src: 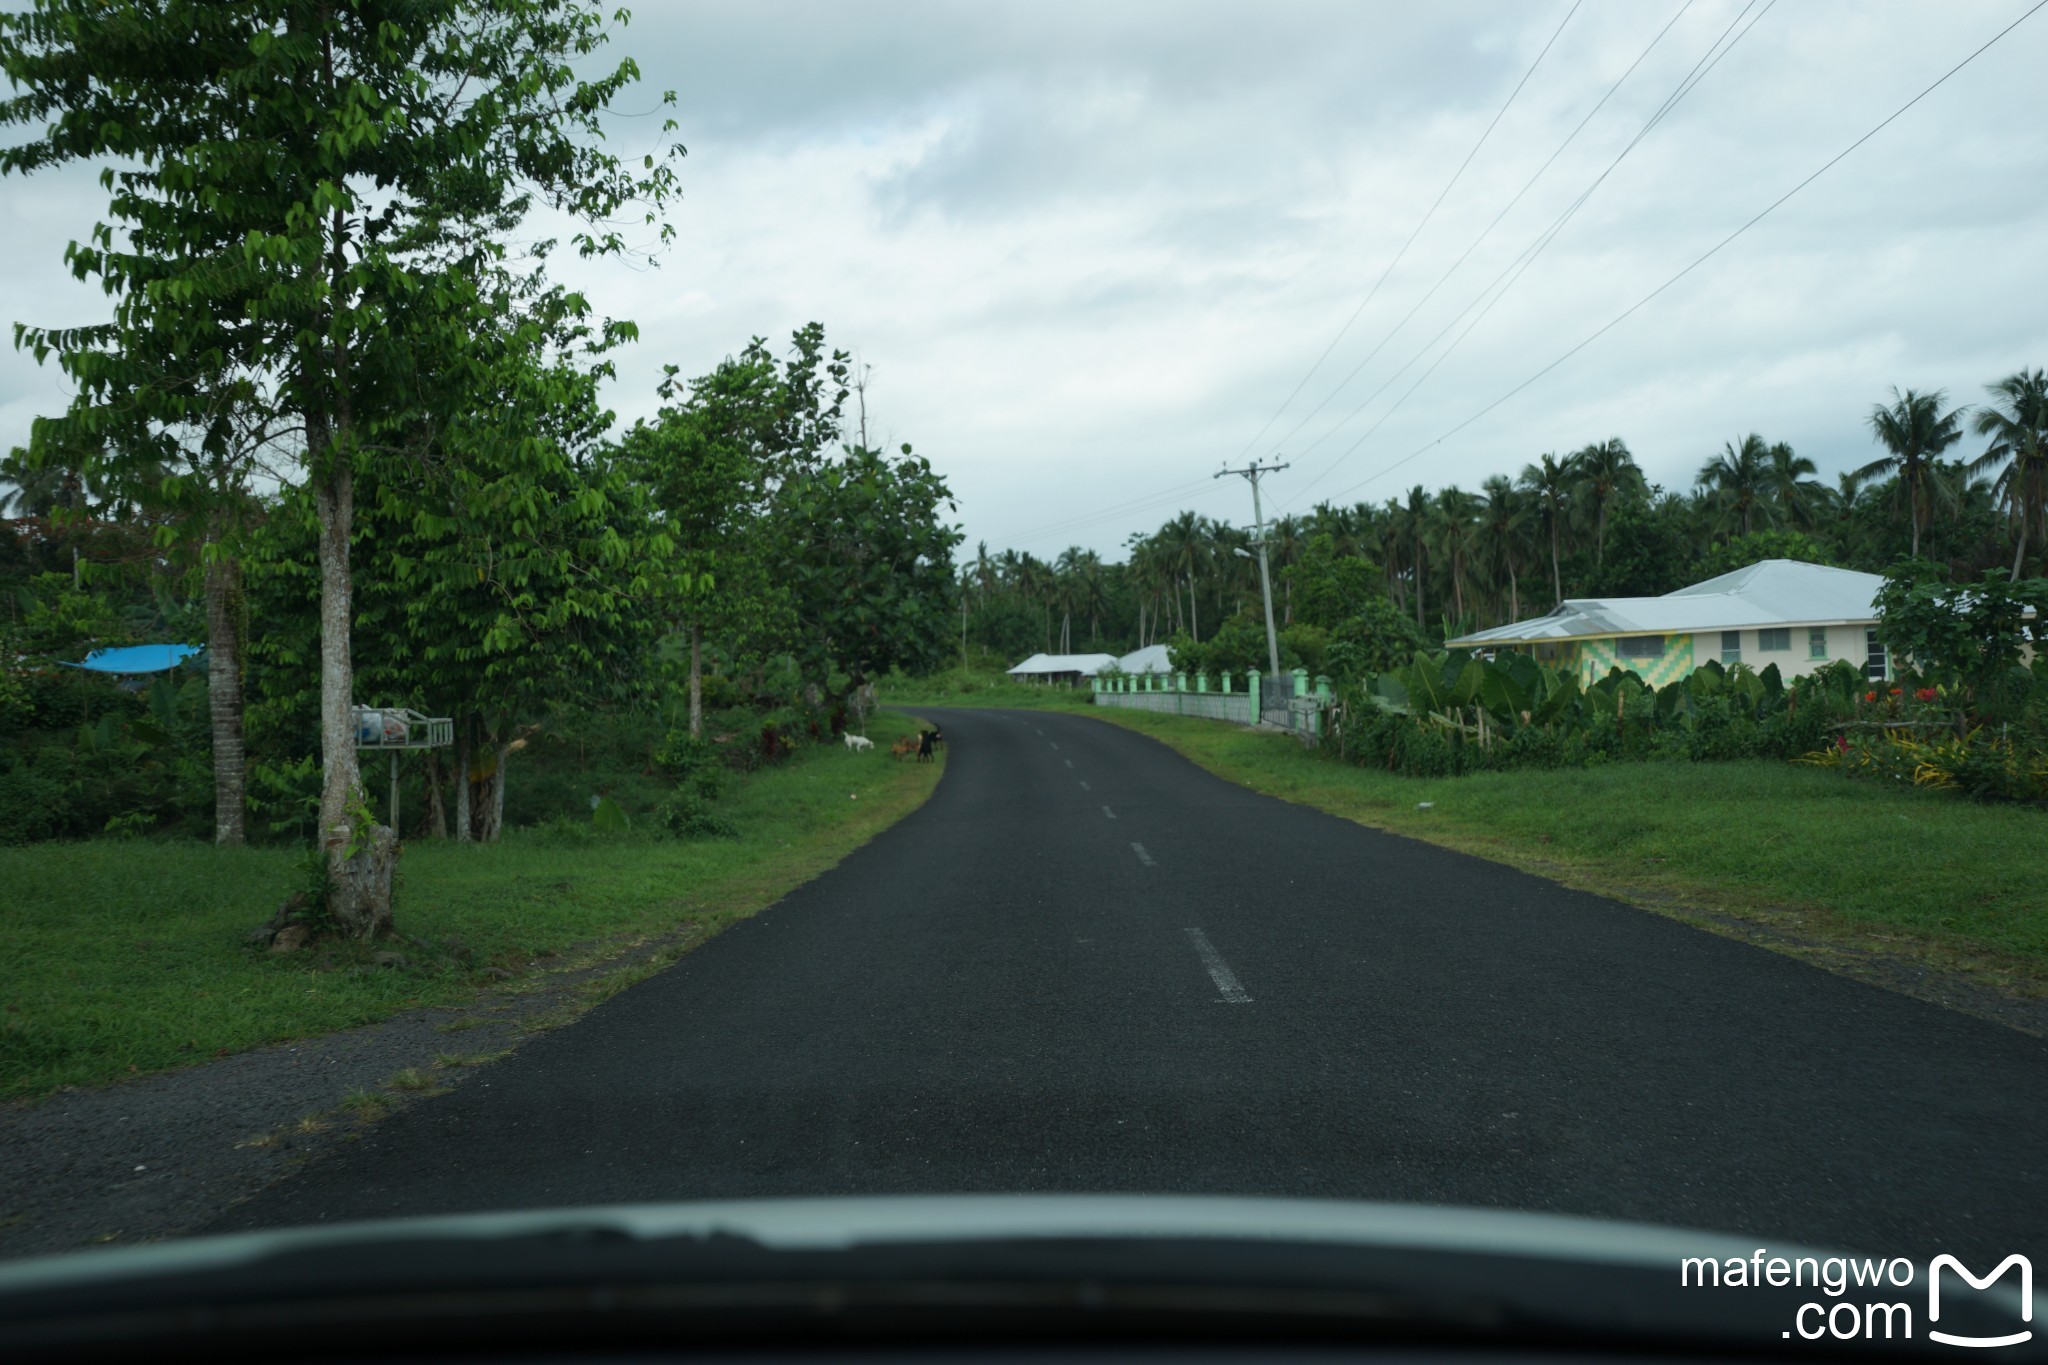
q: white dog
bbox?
[843,733,874,752]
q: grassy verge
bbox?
[1,711,942,1100]
[1080,705,2048,1003]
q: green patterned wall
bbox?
[1558,634,1696,687]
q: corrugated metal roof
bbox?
[1007,652,1121,676]
[1447,560,1884,647]
[1116,644,1173,674]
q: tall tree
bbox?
[1477,474,1529,623]
[1571,438,1642,567]
[1517,452,1574,609]
[2,0,682,934]
[1971,369,2048,580]
[1763,441,1826,531]
[1857,387,1964,559]
[1696,435,1774,538]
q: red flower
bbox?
[1915,687,1937,703]
[1889,688,1901,697]
[1836,736,1850,753]
[1863,690,1877,703]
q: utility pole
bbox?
[1215,458,1288,685]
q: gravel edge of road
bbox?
[0,920,723,1262]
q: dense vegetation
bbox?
[961,378,2048,672]
[0,3,962,904]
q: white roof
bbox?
[1448,560,1884,647]
[1116,644,1173,674]
[1006,652,1120,676]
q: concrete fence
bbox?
[1091,668,1330,743]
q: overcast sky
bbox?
[4,1,2046,561]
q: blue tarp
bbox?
[63,644,203,674]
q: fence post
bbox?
[1197,671,1209,694]
[1247,669,1260,724]
[1313,675,1331,741]
[1220,670,1232,695]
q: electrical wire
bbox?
[1320,0,2048,507]
[1262,0,1697,494]
[1221,0,1582,470]
[1278,0,1775,513]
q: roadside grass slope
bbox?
[1,712,942,1100]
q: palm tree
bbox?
[1517,452,1575,609]
[1857,387,1965,558]
[1478,474,1529,623]
[1429,486,1482,627]
[1696,434,1773,538]
[1159,510,1210,643]
[1971,369,2048,579]
[1763,442,1826,531]
[1400,485,1432,627]
[1572,438,1642,566]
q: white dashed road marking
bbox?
[1064,759,1074,769]
[1102,806,1117,820]
[1184,928,1252,1005]
[1078,781,1090,791]
[1131,842,1155,867]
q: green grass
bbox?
[0,711,942,1100]
[1082,705,2048,986]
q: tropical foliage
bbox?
[961,369,2048,674]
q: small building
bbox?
[1446,560,1890,685]
[1006,651,1120,686]
[1114,644,1173,675]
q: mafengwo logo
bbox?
[1680,1250,2032,1348]
[1930,1255,2032,1350]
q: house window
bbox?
[1616,635,1664,659]
[1865,628,1888,682]
[1758,627,1791,652]
[1809,628,1828,660]
[1721,630,1741,664]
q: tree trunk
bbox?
[483,741,511,842]
[688,621,704,739]
[453,718,473,844]
[311,441,390,937]
[423,749,448,839]
[1549,523,1562,608]
[1188,574,1199,644]
[1508,560,1520,622]
[203,552,246,846]
[329,825,398,941]
[2011,501,2028,582]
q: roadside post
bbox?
[351,705,455,833]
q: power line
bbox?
[1321,0,2048,507]
[1280,0,1775,512]
[983,476,1225,552]
[1223,0,1582,469]
[1261,0,1696,487]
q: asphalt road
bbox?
[211,707,2048,1262]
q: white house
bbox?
[1445,560,1890,686]
[1114,643,1173,675]
[1006,652,1120,686]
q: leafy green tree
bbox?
[1582,492,1697,598]
[1699,529,1836,579]
[1858,386,1965,559]
[1875,561,2048,708]
[775,444,962,705]
[1,0,681,933]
